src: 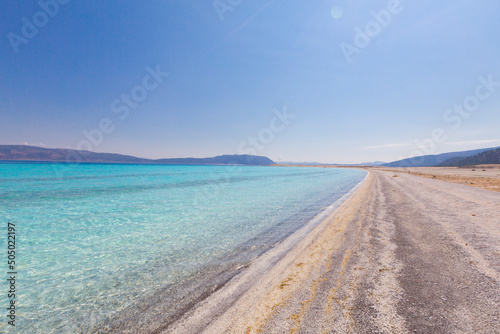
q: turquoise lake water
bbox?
[0,163,366,333]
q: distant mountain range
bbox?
[0,145,275,166]
[278,161,386,166]
[358,161,387,166]
[2,144,498,168]
[278,161,325,166]
[382,146,500,167]
[438,148,500,167]
[155,155,274,166]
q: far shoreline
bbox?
[273,164,500,192]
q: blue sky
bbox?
[1,0,499,163]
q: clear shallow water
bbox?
[0,163,366,333]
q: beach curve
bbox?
[164,170,500,333]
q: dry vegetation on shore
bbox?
[370,165,500,192]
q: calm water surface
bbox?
[0,163,366,333]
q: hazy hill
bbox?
[278,161,386,166]
[438,148,500,167]
[278,161,325,166]
[383,147,499,167]
[358,161,386,166]
[155,154,274,166]
[0,145,149,163]
[0,145,274,166]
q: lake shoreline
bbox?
[164,172,371,333]
[166,169,500,333]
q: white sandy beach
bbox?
[165,170,500,333]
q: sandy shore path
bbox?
[165,170,500,333]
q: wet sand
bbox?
[165,170,500,333]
